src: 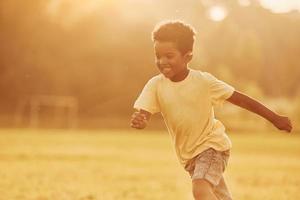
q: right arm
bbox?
[130,109,152,129]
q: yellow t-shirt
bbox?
[134,69,235,167]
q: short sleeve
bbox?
[204,72,235,107]
[133,77,160,114]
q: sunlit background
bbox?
[1,0,299,130]
[1,1,300,199]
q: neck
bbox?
[170,68,190,82]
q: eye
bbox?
[166,54,174,59]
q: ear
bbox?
[184,51,193,63]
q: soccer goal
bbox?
[15,95,78,129]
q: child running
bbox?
[130,20,292,200]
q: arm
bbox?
[130,109,152,129]
[226,91,293,133]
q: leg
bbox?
[214,176,232,200]
[192,179,218,200]
[185,149,232,200]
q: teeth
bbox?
[162,68,172,73]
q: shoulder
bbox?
[149,74,163,81]
[189,69,214,82]
[144,74,163,88]
[147,74,163,84]
[189,69,228,88]
[192,69,220,83]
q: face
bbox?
[154,41,191,81]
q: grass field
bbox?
[0,129,299,200]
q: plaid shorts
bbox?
[184,148,232,200]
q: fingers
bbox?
[132,112,147,121]
[272,115,293,133]
[282,125,292,133]
[131,120,146,129]
[280,117,293,133]
[131,112,147,125]
[287,122,292,133]
[131,123,145,129]
[130,112,147,129]
[285,123,293,133]
[284,117,292,133]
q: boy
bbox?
[130,20,292,200]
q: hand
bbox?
[130,111,148,129]
[271,115,293,133]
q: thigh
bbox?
[192,179,218,200]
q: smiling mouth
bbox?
[161,68,172,74]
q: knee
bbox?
[192,179,215,200]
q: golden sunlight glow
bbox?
[259,0,300,13]
[238,0,251,7]
[208,6,227,22]
[46,0,107,27]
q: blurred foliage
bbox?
[0,0,299,128]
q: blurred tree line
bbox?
[0,0,299,128]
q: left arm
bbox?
[226,91,293,133]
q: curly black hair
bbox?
[152,20,196,54]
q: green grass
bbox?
[0,129,299,200]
